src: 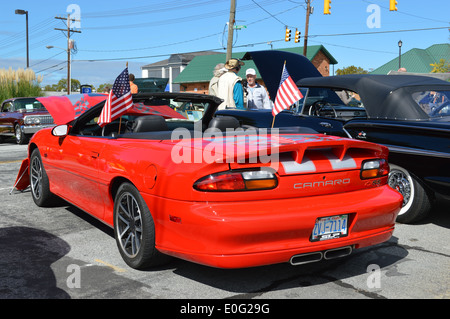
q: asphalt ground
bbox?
[0,140,449,306]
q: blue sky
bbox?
[0,0,448,87]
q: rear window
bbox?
[413,90,450,117]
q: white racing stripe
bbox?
[281,150,357,174]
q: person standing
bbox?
[208,63,227,96]
[245,68,272,109]
[216,58,245,110]
[129,73,138,94]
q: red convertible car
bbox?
[16,92,402,269]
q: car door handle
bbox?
[91,151,100,158]
[319,122,332,128]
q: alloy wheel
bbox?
[30,155,43,200]
[116,192,143,258]
[388,169,412,208]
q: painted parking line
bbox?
[95,259,127,273]
[0,160,23,164]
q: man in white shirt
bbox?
[245,68,272,109]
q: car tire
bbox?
[114,182,169,269]
[388,164,432,224]
[15,124,28,145]
[30,148,54,207]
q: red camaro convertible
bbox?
[16,92,402,269]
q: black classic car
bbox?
[0,97,54,144]
[216,50,450,223]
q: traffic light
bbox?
[324,0,331,14]
[389,0,398,11]
[294,30,301,43]
[285,28,291,42]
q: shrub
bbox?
[0,67,43,102]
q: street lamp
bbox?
[15,9,29,68]
[46,45,71,95]
[398,40,403,70]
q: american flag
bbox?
[272,64,303,116]
[97,68,133,127]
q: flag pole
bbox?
[118,61,129,135]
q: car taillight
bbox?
[360,159,389,179]
[194,169,278,192]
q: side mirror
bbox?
[52,124,69,137]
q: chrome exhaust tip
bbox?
[323,246,353,260]
[290,246,353,266]
[289,252,323,265]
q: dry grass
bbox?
[0,67,43,102]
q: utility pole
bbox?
[226,0,236,61]
[303,0,311,57]
[55,14,81,95]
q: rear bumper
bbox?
[144,185,402,268]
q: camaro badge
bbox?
[294,178,351,189]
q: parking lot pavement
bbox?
[0,142,449,301]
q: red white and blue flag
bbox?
[97,68,133,127]
[273,64,303,116]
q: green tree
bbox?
[336,65,369,75]
[97,83,113,93]
[55,78,81,92]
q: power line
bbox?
[81,0,280,19]
[79,32,222,53]
[361,0,449,24]
[72,25,448,62]
[308,26,449,38]
[77,4,303,53]
[80,0,283,30]
[35,61,66,73]
[30,51,65,68]
[0,18,58,48]
[0,33,65,57]
[251,0,289,28]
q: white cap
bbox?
[246,68,256,76]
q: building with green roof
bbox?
[172,45,337,94]
[371,43,450,75]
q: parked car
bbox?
[300,74,450,224]
[216,50,450,223]
[0,97,54,144]
[14,92,402,269]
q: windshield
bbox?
[413,90,450,117]
[297,87,365,116]
[301,87,344,107]
[15,98,44,111]
[73,96,214,137]
[170,100,210,121]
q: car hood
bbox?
[37,94,108,125]
[242,50,322,101]
[37,93,201,125]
